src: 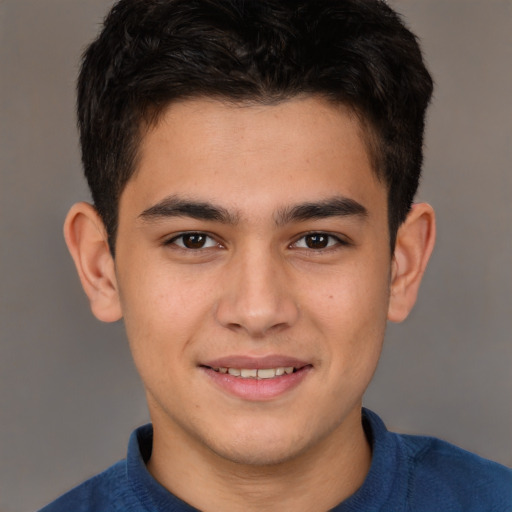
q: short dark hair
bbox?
[78,0,433,253]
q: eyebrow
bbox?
[275,196,368,225]
[138,195,367,226]
[139,195,239,224]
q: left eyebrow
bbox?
[275,196,368,226]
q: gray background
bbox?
[1,1,511,511]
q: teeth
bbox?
[214,367,297,379]
[257,368,277,379]
[240,369,258,378]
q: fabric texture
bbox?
[39,409,512,512]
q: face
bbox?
[114,97,392,466]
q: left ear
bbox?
[387,202,436,323]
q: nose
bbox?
[215,246,300,338]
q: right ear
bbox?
[63,202,122,322]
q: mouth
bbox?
[200,358,312,400]
[208,366,301,379]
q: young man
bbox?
[40,0,512,510]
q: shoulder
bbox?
[38,424,155,511]
[397,433,512,511]
[38,460,136,512]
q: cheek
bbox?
[117,264,217,367]
[308,256,390,323]
[305,258,390,371]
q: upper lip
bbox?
[202,355,311,369]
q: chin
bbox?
[203,424,319,467]
[213,441,305,467]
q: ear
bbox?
[63,202,122,323]
[387,203,436,323]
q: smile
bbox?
[202,362,312,400]
[211,367,296,379]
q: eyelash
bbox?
[164,231,349,252]
[291,232,348,251]
[165,232,221,250]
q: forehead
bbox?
[142,96,372,164]
[122,96,386,220]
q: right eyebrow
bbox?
[138,195,239,224]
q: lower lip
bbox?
[202,366,312,401]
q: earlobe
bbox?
[387,203,436,323]
[63,202,122,323]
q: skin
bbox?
[65,96,435,511]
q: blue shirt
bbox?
[39,409,512,511]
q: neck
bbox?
[147,406,372,512]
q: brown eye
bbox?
[304,234,329,249]
[182,233,207,249]
[292,233,344,251]
[169,232,218,249]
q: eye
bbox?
[167,232,219,250]
[292,233,344,250]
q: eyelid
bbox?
[164,231,222,249]
[290,232,350,250]
[162,230,350,251]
